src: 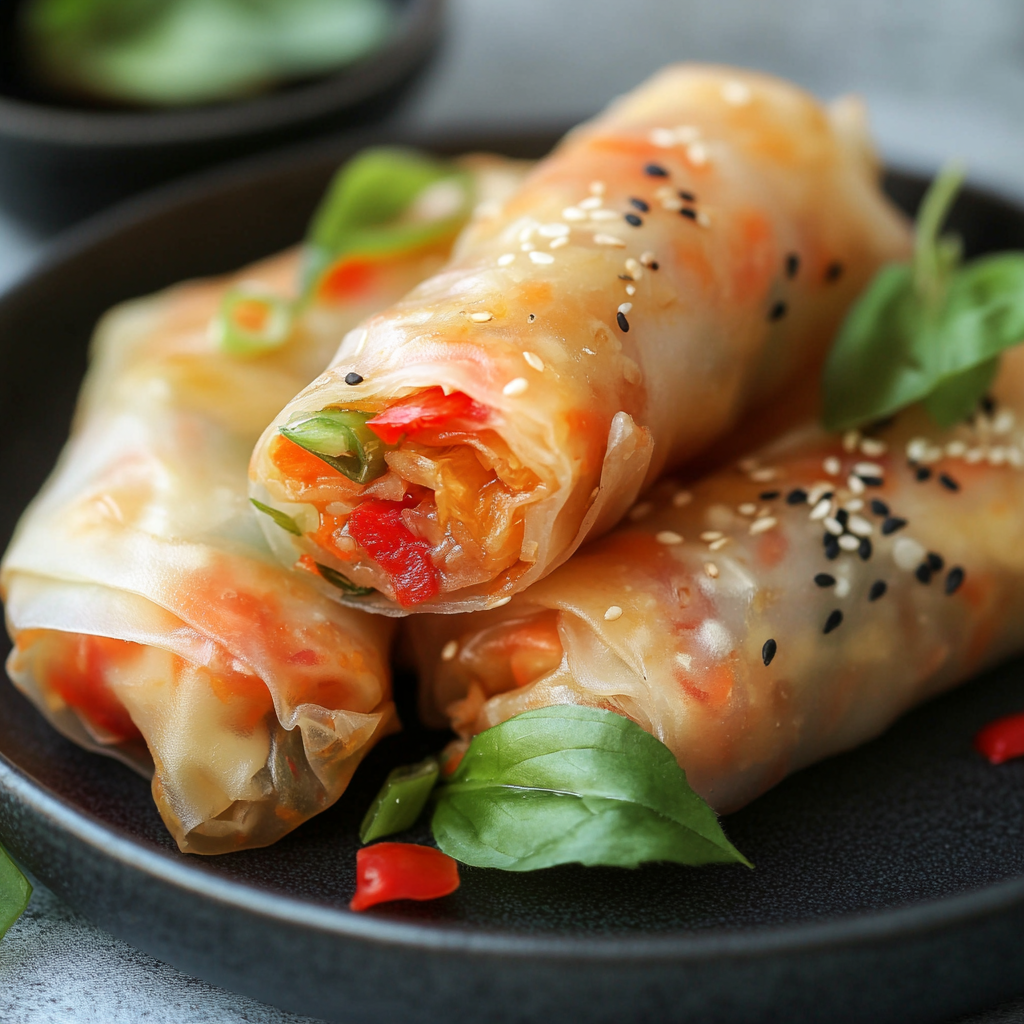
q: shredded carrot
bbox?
[270,434,342,486]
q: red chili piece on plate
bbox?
[365,387,488,445]
[347,497,440,606]
[350,843,460,912]
[975,711,1024,765]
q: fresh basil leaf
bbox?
[250,498,302,536]
[315,562,374,597]
[431,706,751,872]
[302,149,473,295]
[360,757,440,843]
[922,357,1000,427]
[0,843,32,940]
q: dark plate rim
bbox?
[0,0,442,146]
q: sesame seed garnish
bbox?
[815,573,835,587]
[860,438,887,456]
[853,462,883,477]
[723,80,752,105]
[749,517,777,535]
[823,456,841,476]
[344,372,363,385]
[604,605,623,621]
[915,563,932,584]
[946,441,967,457]
[589,209,619,221]
[825,261,844,282]
[939,473,959,492]
[522,352,545,373]
[630,198,649,212]
[625,213,643,227]
[823,609,843,634]
[945,567,965,594]
[625,283,636,295]
[616,311,630,332]
[550,237,568,249]
[769,301,788,321]
[701,530,724,543]
[807,484,834,504]
[870,499,889,516]
[786,488,808,505]
[893,537,925,571]
[497,253,516,266]
[618,302,633,315]
[760,490,780,500]
[562,207,586,221]
[539,222,569,238]
[645,163,669,177]
[835,509,849,527]
[628,502,651,521]
[441,640,459,661]
[859,475,884,488]
[738,502,757,516]
[521,242,535,251]
[838,534,860,552]
[680,208,697,221]
[786,253,800,278]
[823,516,844,536]
[595,234,627,247]
[881,516,907,535]
[686,142,708,166]
[579,196,602,210]
[847,474,866,495]
[843,430,861,452]
[705,562,719,578]
[858,537,872,560]
[927,552,944,572]
[529,251,554,265]
[869,580,887,601]
[590,181,606,195]
[673,489,693,507]
[657,530,684,545]
[738,457,759,472]
[848,515,873,537]
[640,251,658,268]
[845,498,864,513]
[750,467,777,482]
[810,498,832,520]
[624,258,644,279]
[824,535,840,560]
[761,638,777,666]
[503,377,529,397]
[469,311,493,322]
[915,466,932,482]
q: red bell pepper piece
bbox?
[365,387,488,446]
[347,497,440,606]
[350,843,460,912]
[975,711,1024,765]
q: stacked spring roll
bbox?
[250,64,911,613]
[1,152,528,853]
[411,348,1024,812]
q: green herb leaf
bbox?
[823,165,1024,432]
[360,757,440,843]
[315,562,374,597]
[212,288,294,357]
[0,843,32,940]
[279,408,390,485]
[431,706,751,872]
[302,149,473,295]
[250,498,302,536]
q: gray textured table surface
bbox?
[5,1,1024,1021]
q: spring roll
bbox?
[250,64,910,614]
[2,153,528,853]
[411,350,1024,813]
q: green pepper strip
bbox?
[279,409,391,485]
[360,757,440,843]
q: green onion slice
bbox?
[212,288,294,357]
[279,408,390,485]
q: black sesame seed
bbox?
[981,395,996,415]
[868,580,887,601]
[678,190,696,202]
[939,473,960,492]
[762,638,777,666]
[785,253,800,278]
[616,311,630,332]
[644,163,669,177]
[618,273,634,281]
[528,313,536,322]
[824,609,843,634]
[630,197,650,212]
[945,566,965,595]
[927,552,944,572]
[814,573,836,587]
[835,508,849,527]
[759,490,781,501]
[824,534,840,560]
[858,537,872,561]
[680,207,697,221]
[769,301,788,322]
[625,213,643,227]
[786,488,808,505]
[825,261,844,282]
[344,371,364,386]
[859,475,884,487]
[915,466,932,482]
[881,516,907,535]
[648,261,660,271]
[915,563,933,584]
[870,499,889,516]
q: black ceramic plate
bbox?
[2,136,1024,1024]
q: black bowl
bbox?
[0,0,443,233]
[4,138,1024,1024]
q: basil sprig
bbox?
[823,165,1024,431]
[360,756,440,843]
[279,408,390,485]
[302,148,473,296]
[0,843,32,940]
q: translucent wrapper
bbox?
[412,351,1024,813]
[251,63,911,614]
[1,152,528,854]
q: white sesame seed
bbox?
[823,517,844,536]
[965,447,985,464]
[738,457,759,473]
[906,438,928,461]
[589,209,619,221]
[604,605,623,621]
[468,311,493,322]
[523,351,544,372]
[497,253,516,266]
[704,562,719,578]
[441,640,459,661]
[640,251,657,267]
[521,242,535,251]
[675,125,701,143]
[994,409,1016,433]
[923,445,944,464]
[1009,447,1024,468]
[848,515,873,537]
[807,483,834,505]
[625,284,636,295]
[673,490,693,507]
[538,222,569,237]
[738,502,757,516]
[655,186,675,199]
[625,258,644,279]
[823,456,841,476]
[697,211,711,228]
[749,517,777,535]
[629,502,652,521]
[579,196,602,210]
[549,236,568,249]
[661,198,684,212]
[989,446,1007,466]
[750,467,777,482]
[656,530,684,545]
[756,506,772,518]
[700,531,723,542]
[722,80,752,105]
[590,181,606,195]
[650,128,677,148]
[709,537,730,551]
[618,302,633,314]
[503,377,529,396]
[838,534,861,551]
[810,498,832,521]
[842,430,861,453]
[687,142,708,165]
[893,537,926,571]
[835,576,851,597]
[946,441,967,457]
[844,498,864,513]
[847,474,866,495]
[518,226,535,243]
[860,438,888,456]
[854,462,883,477]
[529,251,554,265]
[594,234,626,247]
[562,207,586,221]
